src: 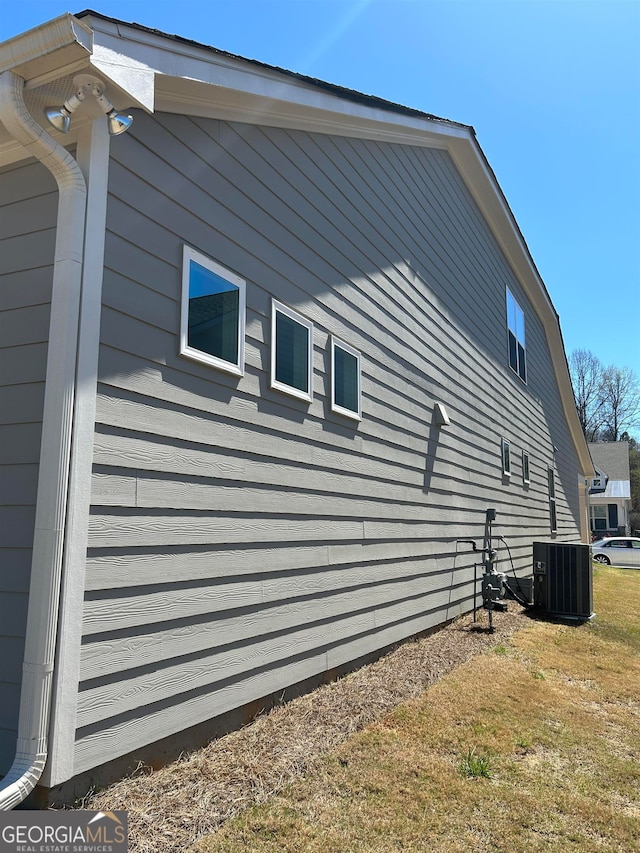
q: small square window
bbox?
[180,246,245,376]
[271,300,313,402]
[502,438,511,477]
[522,451,530,484]
[331,336,361,420]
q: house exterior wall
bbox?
[0,159,57,774]
[73,111,583,774]
[589,497,630,535]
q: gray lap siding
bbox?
[0,160,57,774]
[76,112,580,772]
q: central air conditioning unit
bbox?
[532,542,593,620]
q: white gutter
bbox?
[0,70,87,809]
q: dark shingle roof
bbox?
[588,442,631,481]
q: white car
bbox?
[591,536,640,568]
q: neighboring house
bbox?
[588,442,632,536]
[0,11,594,806]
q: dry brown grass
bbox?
[86,566,640,853]
[86,605,527,852]
[200,566,640,853]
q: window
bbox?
[180,246,245,376]
[271,300,313,402]
[522,450,530,484]
[506,288,526,382]
[501,438,511,477]
[590,505,607,531]
[548,467,557,532]
[331,336,361,420]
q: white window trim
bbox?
[522,450,530,484]
[502,438,511,477]
[331,336,362,421]
[180,245,246,376]
[270,299,313,403]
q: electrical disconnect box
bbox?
[532,541,593,620]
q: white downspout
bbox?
[0,70,87,809]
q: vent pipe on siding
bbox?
[0,70,87,809]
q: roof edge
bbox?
[75,8,470,133]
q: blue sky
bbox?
[2,0,639,375]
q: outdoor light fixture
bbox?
[45,75,133,136]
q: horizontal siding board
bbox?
[0,383,46,425]
[0,159,55,775]
[94,473,436,521]
[0,343,48,386]
[0,304,51,348]
[0,465,39,505]
[0,550,31,593]
[283,127,492,345]
[78,576,471,727]
[73,652,328,775]
[0,160,56,204]
[0,424,43,465]
[0,593,29,637]
[84,544,331,590]
[82,556,451,639]
[87,513,365,549]
[0,230,57,275]
[325,596,471,670]
[0,267,53,311]
[0,683,20,730]
[91,431,424,504]
[0,192,58,241]
[83,539,444,591]
[94,351,544,486]
[0,507,37,549]
[80,564,453,679]
[78,611,375,726]
[0,637,26,683]
[93,387,425,481]
[73,580,472,774]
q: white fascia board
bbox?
[155,76,453,149]
[87,16,463,146]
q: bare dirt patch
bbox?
[86,606,528,853]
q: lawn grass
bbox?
[192,566,640,852]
